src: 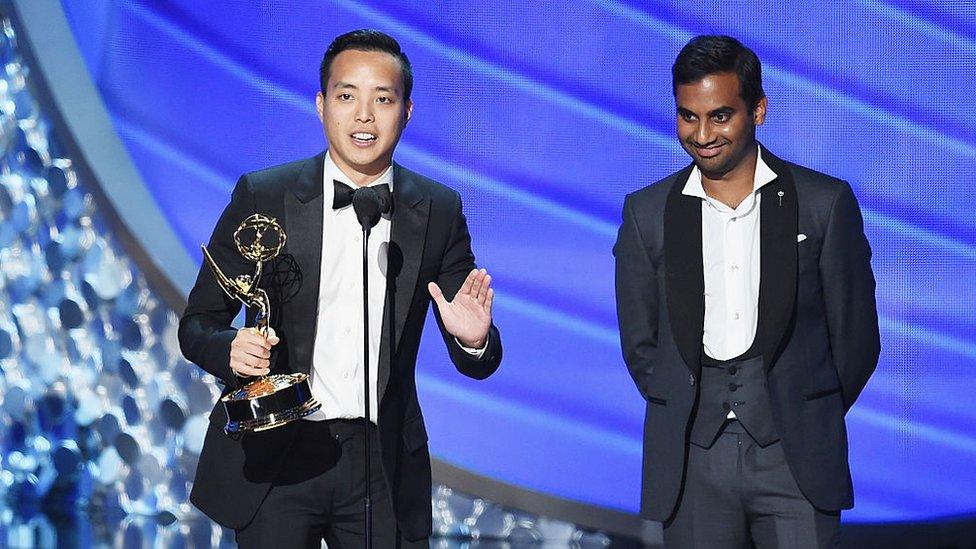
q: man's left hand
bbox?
[428,268,493,349]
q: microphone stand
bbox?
[361,221,373,549]
[352,187,383,549]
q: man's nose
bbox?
[695,121,713,144]
[356,102,374,123]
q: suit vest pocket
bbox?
[804,386,841,401]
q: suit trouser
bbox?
[235,419,429,549]
[663,420,840,549]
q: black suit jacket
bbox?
[614,146,879,521]
[178,151,502,540]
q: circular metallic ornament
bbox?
[220,372,320,434]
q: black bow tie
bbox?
[332,180,393,214]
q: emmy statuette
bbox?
[200,214,321,434]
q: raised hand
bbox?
[428,268,494,349]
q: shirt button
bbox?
[733,312,740,320]
[730,265,739,271]
[343,371,350,379]
[345,327,352,334]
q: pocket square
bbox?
[797,234,807,242]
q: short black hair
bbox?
[672,35,764,110]
[319,29,413,100]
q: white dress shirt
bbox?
[306,153,485,423]
[306,152,393,423]
[682,147,777,417]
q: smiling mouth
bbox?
[694,143,724,158]
[351,132,376,144]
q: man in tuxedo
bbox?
[614,35,879,548]
[179,29,502,548]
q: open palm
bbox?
[428,268,494,349]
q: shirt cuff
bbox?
[456,334,489,358]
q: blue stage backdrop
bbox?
[59,0,976,522]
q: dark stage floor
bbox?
[1,500,975,548]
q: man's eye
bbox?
[377,96,392,104]
[680,113,695,121]
[338,93,353,101]
[714,113,730,122]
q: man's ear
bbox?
[753,95,768,126]
[315,92,326,124]
[404,98,413,125]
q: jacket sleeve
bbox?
[432,193,502,380]
[614,194,659,400]
[178,176,256,388]
[819,182,880,411]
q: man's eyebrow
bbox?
[707,106,735,116]
[331,82,400,95]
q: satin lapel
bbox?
[663,165,704,376]
[282,152,325,375]
[756,147,798,370]
[377,164,429,403]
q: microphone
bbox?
[352,187,383,231]
[349,183,390,547]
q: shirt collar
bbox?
[324,150,395,193]
[681,144,777,201]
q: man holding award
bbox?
[179,29,502,548]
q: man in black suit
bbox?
[179,29,502,548]
[614,35,879,548]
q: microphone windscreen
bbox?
[352,186,382,229]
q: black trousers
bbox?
[235,419,428,549]
[664,421,840,549]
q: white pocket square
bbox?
[797,234,807,242]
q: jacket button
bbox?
[722,401,731,411]
[728,365,738,375]
[729,383,739,392]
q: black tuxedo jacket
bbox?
[614,146,879,521]
[178,151,502,540]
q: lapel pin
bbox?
[777,190,784,206]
